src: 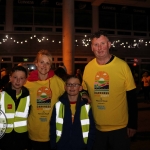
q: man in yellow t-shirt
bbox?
[82,31,137,150]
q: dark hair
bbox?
[66,74,82,84]
[11,66,28,78]
[55,67,68,81]
[91,30,108,40]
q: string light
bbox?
[0,34,149,49]
[0,35,53,45]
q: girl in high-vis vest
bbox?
[50,75,95,150]
[0,66,30,150]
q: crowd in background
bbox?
[1,65,150,101]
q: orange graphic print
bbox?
[94,71,109,97]
[37,86,52,109]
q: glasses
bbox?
[66,83,81,87]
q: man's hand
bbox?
[127,128,137,137]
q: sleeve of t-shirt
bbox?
[125,64,136,91]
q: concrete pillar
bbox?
[92,5,99,33]
[5,0,13,31]
[62,0,74,75]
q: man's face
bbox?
[91,35,111,59]
[35,54,51,75]
[10,71,27,90]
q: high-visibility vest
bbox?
[55,101,90,144]
[0,91,30,133]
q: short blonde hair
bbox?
[34,49,53,64]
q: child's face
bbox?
[10,70,27,91]
[35,54,51,75]
[65,78,82,96]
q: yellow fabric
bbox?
[70,103,76,123]
[25,75,65,142]
[16,90,22,99]
[70,103,76,116]
[82,56,136,132]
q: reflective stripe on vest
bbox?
[80,104,90,144]
[55,101,64,142]
[55,101,90,144]
[15,96,30,118]
[0,91,30,133]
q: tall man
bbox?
[82,31,138,150]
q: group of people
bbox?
[0,30,138,150]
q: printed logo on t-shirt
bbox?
[94,71,109,97]
[36,86,52,110]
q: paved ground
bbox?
[130,96,150,150]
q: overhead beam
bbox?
[91,0,105,6]
[75,0,150,8]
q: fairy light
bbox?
[0,34,149,49]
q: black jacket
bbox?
[0,82,30,150]
[50,92,96,150]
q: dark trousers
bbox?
[0,131,28,150]
[92,127,130,150]
[28,139,51,150]
[143,86,150,102]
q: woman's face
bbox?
[35,54,51,75]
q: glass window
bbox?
[148,15,150,31]
[13,6,33,25]
[75,9,92,27]
[0,6,5,24]
[34,7,54,25]
[1,57,12,62]
[133,14,147,31]
[14,27,32,31]
[13,57,35,62]
[55,8,62,26]
[99,11,115,29]
[141,64,150,75]
[116,13,132,30]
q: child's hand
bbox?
[81,94,91,104]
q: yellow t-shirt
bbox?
[24,75,65,142]
[16,90,22,99]
[70,102,76,123]
[82,56,136,131]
